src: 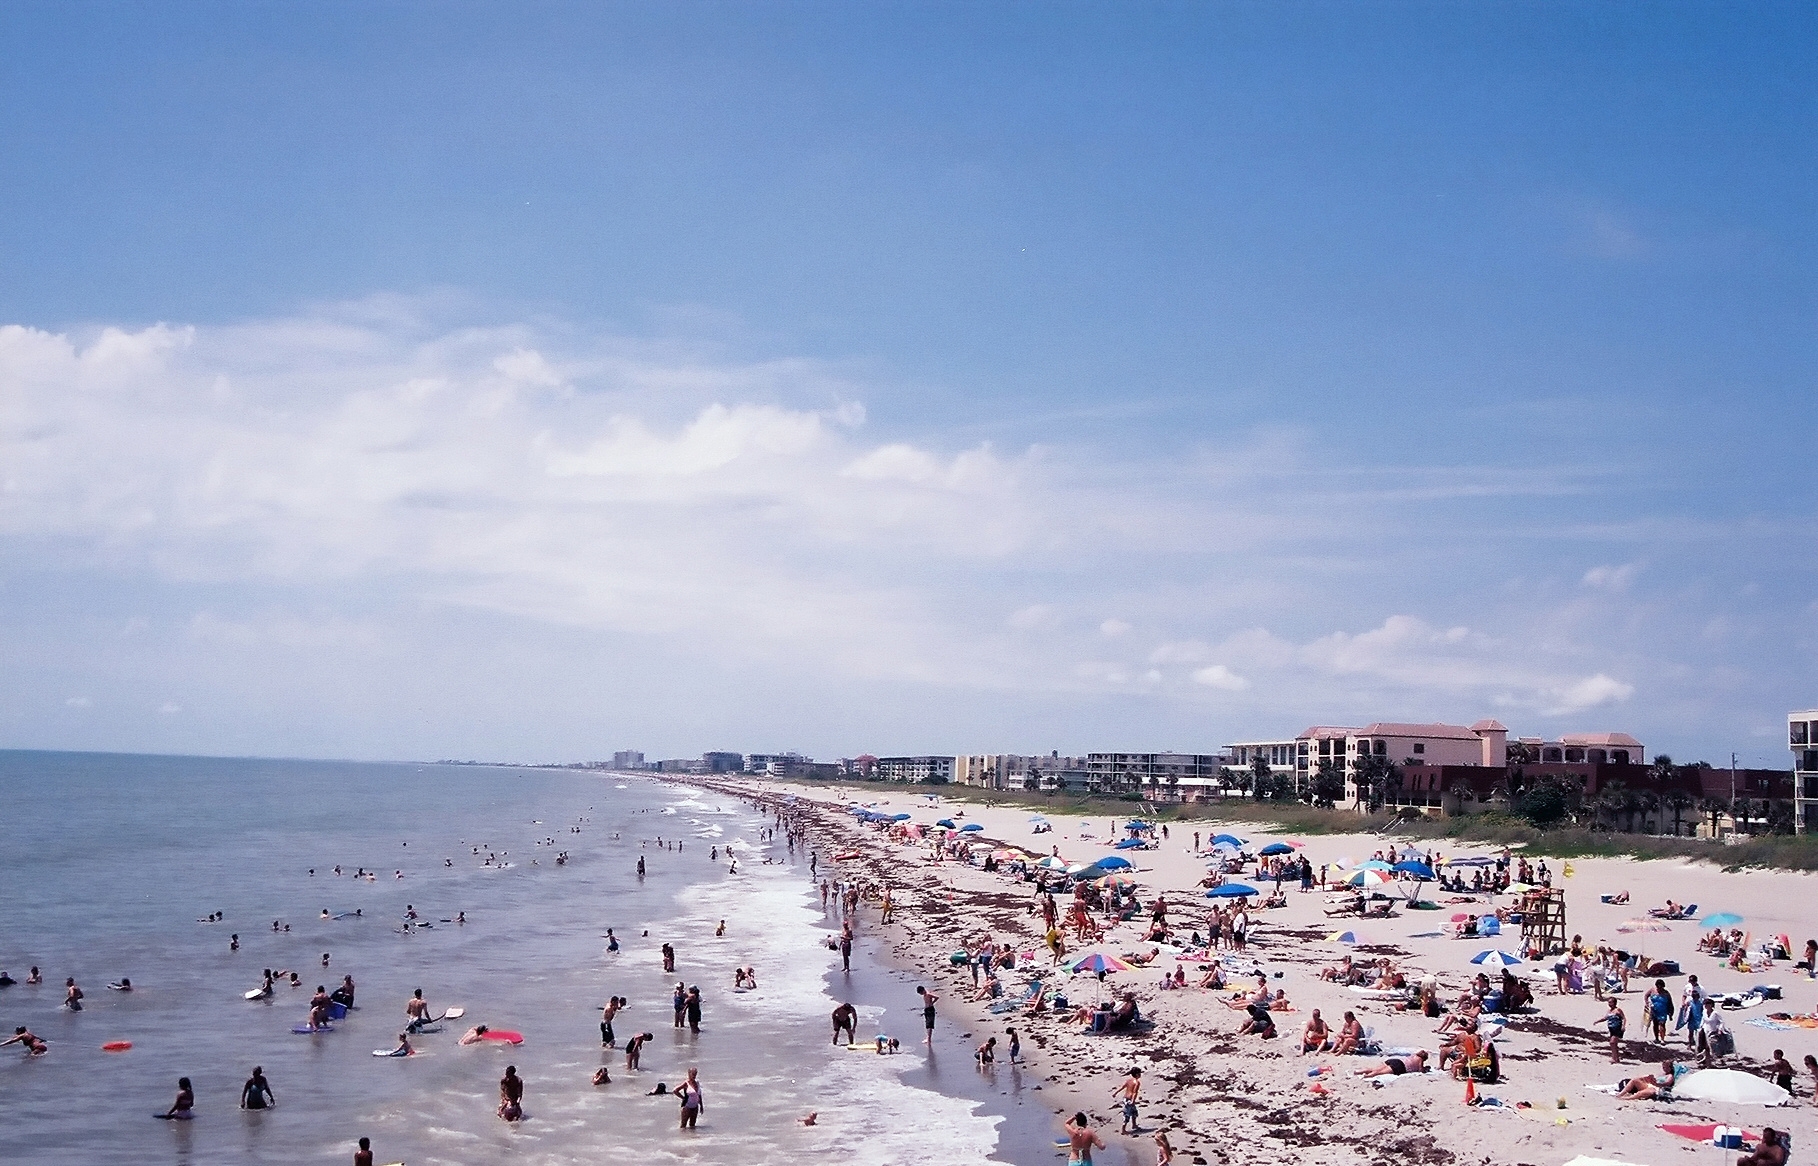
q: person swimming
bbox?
[2,1026,48,1055]
[459,1025,491,1045]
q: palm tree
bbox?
[1250,755,1271,801]
[1632,789,1661,835]
[1649,754,1676,787]
[1698,796,1729,839]
[1663,788,1694,837]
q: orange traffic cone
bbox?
[1463,1076,1476,1105]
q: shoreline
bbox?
[668,772,1076,1164]
[669,771,1818,1166]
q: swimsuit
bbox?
[1386,1058,1406,1074]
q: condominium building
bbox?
[1085,752,1226,799]
[954,753,1086,791]
[875,755,956,783]
[610,750,645,771]
[1793,709,1818,834]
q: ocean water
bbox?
[0,753,1023,1165]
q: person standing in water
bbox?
[497,1065,524,1121]
[685,986,702,1035]
[159,1077,195,1119]
[63,977,83,1011]
[240,1066,276,1109]
[405,989,432,1032]
[1065,1112,1104,1164]
[601,996,624,1047]
[916,986,938,1045]
[677,1067,703,1129]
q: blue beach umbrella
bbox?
[891,813,912,821]
[1207,883,1259,898]
[1259,842,1295,857]
[1356,860,1394,872]
[1094,855,1133,871]
[1700,912,1744,929]
[1394,861,1435,879]
[1470,950,1522,967]
[1114,838,1145,850]
[960,822,984,832]
[1211,834,1244,847]
[935,818,957,829]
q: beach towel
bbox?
[1746,1018,1797,1031]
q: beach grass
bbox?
[792,777,1818,871]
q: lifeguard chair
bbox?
[1519,888,1567,957]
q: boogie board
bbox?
[292,1024,333,1034]
[245,989,271,1000]
[410,1024,444,1034]
[372,1048,414,1057]
[479,1030,523,1044]
[102,1041,133,1052]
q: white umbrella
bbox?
[1673,1068,1793,1106]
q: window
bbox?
[1373,740,1386,756]
[1543,748,1562,763]
[1589,749,1607,764]
[1795,721,1811,746]
[1612,750,1630,765]
[1320,739,1332,755]
[1565,748,1585,763]
[1413,743,1425,755]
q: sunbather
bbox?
[1357,1050,1427,1076]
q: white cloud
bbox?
[65,695,91,708]
[1536,673,1634,715]
[1100,618,1131,637]
[1582,563,1640,591]
[1008,605,1058,630]
[1192,664,1250,691]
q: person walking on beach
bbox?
[1603,998,1626,1063]
[839,929,852,972]
[916,985,938,1045]
[240,1066,276,1109]
[677,1067,703,1129]
[1115,1067,1143,1133]
[1065,1112,1105,1164]
[1645,979,1672,1044]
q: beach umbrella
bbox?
[1259,842,1295,857]
[960,823,984,832]
[1210,841,1240,855]
[1700,912,1745,929]
[1344,869,1388,888]
[1125,820,1149,830]
[935,818,957,829]
[1035,856,1068,870]
[1393,861,1434,879]
[1470,950,1522,967]
[1356,860,1394,872]
[1211,834,1244,847]
[1068,862,1108,878]
[1114,838,1145,850]
[1332,856,1354,869]
[891,813,912,821]
[1095,855,1133,871]
[1071,952,1133,974]
[1616,918,1673,934]
[1445,856,1495,867]
[1500,882,1538,895]
[1672,1069,1793,1106]
[1207,883,1259,898]
[1326,930,1361,944]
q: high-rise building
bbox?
[611,750,644,771]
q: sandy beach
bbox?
[691,775,1818,1166]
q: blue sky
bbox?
[0,2,1811,764]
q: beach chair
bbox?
[990,982,1044,1014]
[1358,1026,1381,1056]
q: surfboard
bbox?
[102,1040,132,1052]
[479,1030,523,1044]
[244,989,270,1000]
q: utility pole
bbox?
[1731,752,1739,837]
